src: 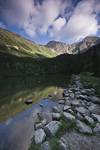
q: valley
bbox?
[0,28,100,150]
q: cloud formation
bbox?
[0,0,100,43]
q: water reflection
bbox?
[0,75,71,150]
[0,75,70,122]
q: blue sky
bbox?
[0,0,100,44]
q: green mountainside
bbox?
[0,28,57,58]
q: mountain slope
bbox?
[46,36,100,55]
[0,28,57,58]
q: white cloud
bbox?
[0,0,100,43]
[49,17,66,37]
[55,0,100,42]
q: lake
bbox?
[0,75,71,150]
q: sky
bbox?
[0,0,100,44]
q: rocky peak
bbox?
[45,36,100,55]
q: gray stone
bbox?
[44,121,61,136]
[65,100,71,105]
[69,93,75,99]
[71,100,80,106]
[58,100,65,104]
[89,96,100,104]
[67,109,74,114]
[78,95,88,100]
[85,89,95,95]
[34,129,46,144]
[88,104,97,112]
[76,120,92,134]
[63,112,75,122]
[75,80,83,89]
[52,113,61,120]
[85,116,94,124]
[76,107,89,115]
[88,104,100,114]
[41,141,51,150]
[81,89,87,95]
[76,112,84,121]
[75,91,81,97]
[59,137,70,150]
[63,90,69,97]
[35,123,43,129]
[52,106,60,113]
[42,119,47,126]
[94,123,100,134]
[59,141,68,150]
[63,105,71,111]
[92,114,100,123]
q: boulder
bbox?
[76,112,84,121]
[35,123,43,130]
[88,104,100,114]
[78,95,88,100]
[89,96,100,104]
[76,120,92,134]
[67,109,74,114]
[52,106,60,113]
[41,141,51,150]
[76,107,89,115]
[44,121,61,136]
[69,93,75,100]
[71,100,80,107]
[92,114,100,123]
[85,116,94,124]
[52,113,61,120]
[62,90,69,97]
[75,80,83,89]
[59,137,70,150]
[35,119,47,130]
[94,123,100,134]
[63,105,71,111]
[63,112,75,122]
[34,129,46,144]
[59,141,68,150]
[58,100,65,104]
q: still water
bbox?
[0,75,70,150]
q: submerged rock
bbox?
[25,99,32,105]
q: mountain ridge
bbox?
[46,36,100,55]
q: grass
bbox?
[80,72,100,97]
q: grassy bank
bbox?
[80,72,100,97]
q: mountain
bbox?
[0,28,100,77]
[46,41,71,54]
[0,28,57,58]
[46,36,100,55]
[49,42,100,75]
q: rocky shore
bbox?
[30,75,100,150]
